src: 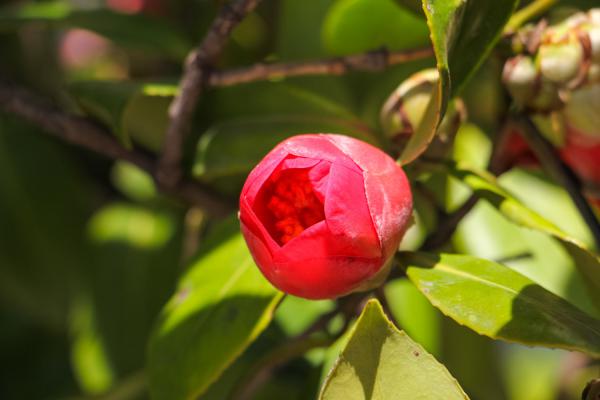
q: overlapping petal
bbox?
[239,134,413,299]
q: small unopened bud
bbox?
[538,41,583,84]
[380,69,439,148]
[503,55,538,107]
[380,69,464,156]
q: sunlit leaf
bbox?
[400,251,600,357]
[444,162,600,311]
[147,218,283,400]
[322,0,430,56]
[319,299,469,400]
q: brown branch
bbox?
[158,0,263,189]
[0,82,234,217]
[209,47,435,87]
[515,115,600,249]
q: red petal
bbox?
[324,162,381,258]
[326,134,413,258]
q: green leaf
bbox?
[319,299,469,400]
[423,0,519,97]
[400,251,600,357]
[147,218,283,400]
[399,0,518,164]
[70,81,176,149]
[445,162,600,311]
[0,1,191,60]
[322,0,430,56]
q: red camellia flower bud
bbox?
[239,134,413,299]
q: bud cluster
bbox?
[503,8,600,206]
[504,9,600,115]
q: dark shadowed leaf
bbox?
[400,252,600,357]
[319,299,469,400]
[147,218,283,400]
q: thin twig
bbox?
[158,0,263,189]
[0,82,234,217]
[515,115,600,249]
[209,47,434,87]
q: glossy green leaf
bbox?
[400,251,600,357]
[322,0,430,56]
[445,162,600,311]
[424,0,519,97]
[319,299,469,400]
[398,0,518,164]
[70,81,176,149]
[0,1,191,60]
[147,218,283,400]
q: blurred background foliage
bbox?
[0,0,598,399]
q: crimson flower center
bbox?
[261,168,325,245]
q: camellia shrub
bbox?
[0,1,599,400]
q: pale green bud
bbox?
[380,69,465,157]
[538,41,583,84]
[503,55,538,107]
[380,69,439,145]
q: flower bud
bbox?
[380,69,464,157]
[239,134,413,299]
[380,69,439,147]
[503,55,539,108]
[504,8,600,111]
